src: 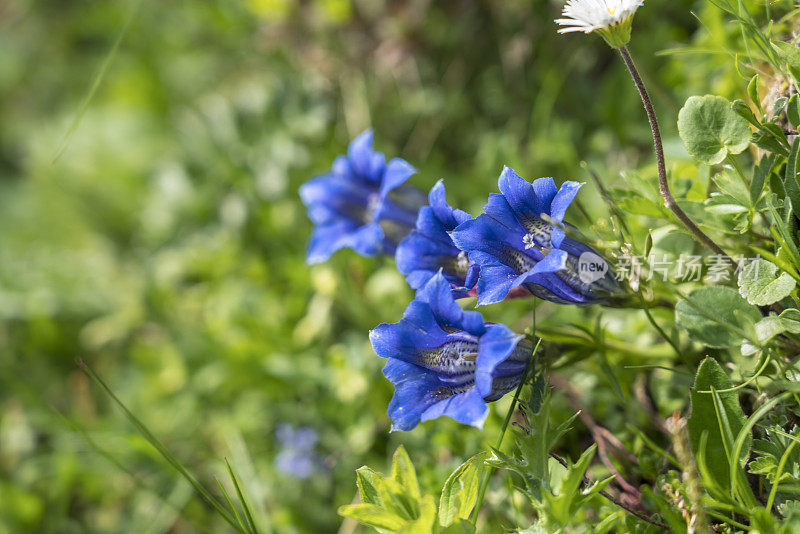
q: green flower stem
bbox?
[619,46,733,263]
[470,335,542,525]
[637,291,681,358]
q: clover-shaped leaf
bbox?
[678,95,752,164]
[738,258,796,306]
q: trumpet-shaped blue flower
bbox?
[300,130,426,264]
[370,272,532,431]
[450,166,619,306]
[395,180,479,297]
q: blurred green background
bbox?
[0,0,753,531]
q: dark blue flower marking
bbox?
[449,166,619,306]
[369,272,532,431]
[300,130,426,264]
[395,180,479,297]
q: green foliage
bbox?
[675,287,761,348]
[743,310,800,356]
[738,258,796,306]
[8,0,800,532]
[687,358,750,501]
[678,95,751,165]
[339,446,472,534]
[438,453,485,527]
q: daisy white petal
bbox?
[555,0,644,48]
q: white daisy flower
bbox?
[555,0,644,48]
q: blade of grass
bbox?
[728,392,790,508]
[52,0,141,163]
[77,358,246,532]
[216,477,249,533]
[226,459,259,534]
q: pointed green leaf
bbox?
[338,503,406,531]
[356,466,384,506]
[773,40,800,71]
[397,495,437,534]
[789,94,800,129]
[748,74,762,114]
[785,137,800,214]
[438,452,486,527]
[391,445,421,502]
[379,478,419,521]
[688,358,750,492]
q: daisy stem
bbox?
[470,331,541,525]
[619,46,732,263]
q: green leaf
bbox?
[391,445,421,502]
[732,99,761,128]
[748,74,762,114]
[775,97,789,118]
[379,478,419,521]
[789,94,800,129]
[675,287,761,348]
[546,444,598,526]
[773,40,800,71]
[356,467,384,506]
[440,519,476,534]
[678,95,752,164]
[742,309,800,355]
[785,137,800,214]
[751,153,776,204]
[397,495,437,534]
[688,358,750,494]
[738,258,796,306]
[338,503,406,531]
[438,453,486,527]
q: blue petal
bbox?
[450,214,521,258]
[331,154,353,179]
[549,181,583,224]
[463,262,480,291]
[404,269,436,291]
[530,177,558,214]
[468,251,521,306]
[527,249,568,276]
[474,324,525,398]
[348,130,386,181]
[420,386,489,429]
[383,359,489,431]
[416,273,486,334]
[380,158,417,198]
[383,359,444,431]
[481,193,527,237]
[427,180,465,229]
[551,226,566,249]
[395,231,457,278]
[300,174,373,225]
[499,166,548,222]
[413,206,452,243]
[369,301,447,361]
[306,221,384,264]
[526,272,593,304]
[374,197,420,227]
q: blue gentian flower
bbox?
[395,180,479,297]
[369,272,532,431]
[450,166,619,306]
[275,424,319,479]
[300,130,426,264]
